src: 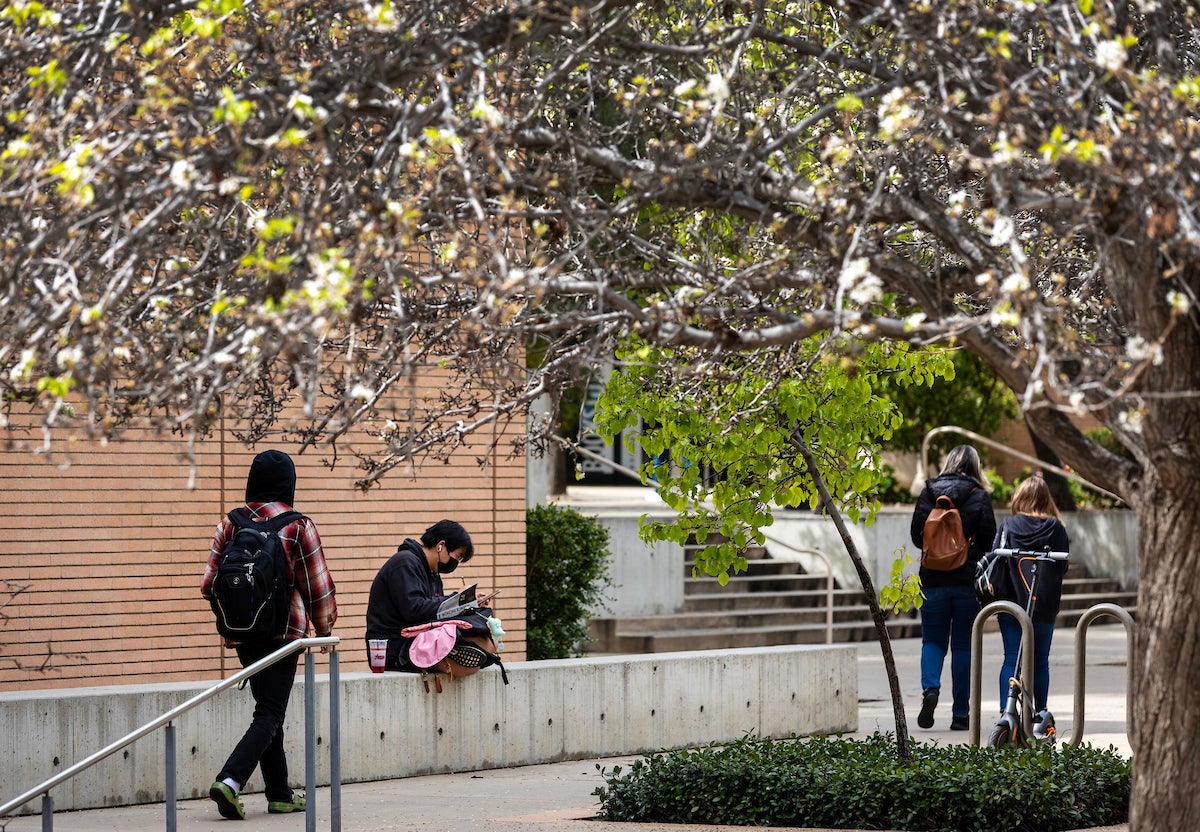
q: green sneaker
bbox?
[267,791,306,814]
[208,782,245,820]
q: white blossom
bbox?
[840,258,883,305]
[1126,335,1164,366]
[1118,408,1145,434]
[1094,40,1126,73]
[878,88,918,138]
[674,79,698,97]
[990,216,1015,247]
[56,346,83,370]
[1167,290,1192,314]
[470,98,504,128]
[9,349,36,382]
[169,159,196,189]
[703,73,730,103]
[1000,272,1029,294]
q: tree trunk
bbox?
[1025,421,1077,511]
[1127,472,1200,830]
[794,433,911,760]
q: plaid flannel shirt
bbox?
[201,501,337,644]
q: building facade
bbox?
[0,400,527,691]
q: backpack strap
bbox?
[227,508,305,532]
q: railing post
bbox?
[329,649,342,832]
[970,600,1034,745]
[1068,603,1135,746]
[305,649,316,832]
[0,636,338,827]
[164,722,177,832]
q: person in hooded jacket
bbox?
[201,449,337,821]
[910,444,997,731]
[365,519,488,672]
[992,474,1070,717]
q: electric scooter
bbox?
[987,546,1070,748]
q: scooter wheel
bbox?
[988,720,1016,749]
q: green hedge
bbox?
[525,504,613,659]
[595,733,1130,831]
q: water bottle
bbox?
[487,616,506,651]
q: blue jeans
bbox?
[998,614,1055,712]
[920,585,979,719]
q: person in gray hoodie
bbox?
[992,474,1070,717]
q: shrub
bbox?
[595,733,1130,831]
[525,504,613,659]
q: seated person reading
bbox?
[365,519,493,673]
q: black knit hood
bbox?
[244,449,296,506]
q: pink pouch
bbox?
[402,620,471,668]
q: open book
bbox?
[436,584,480,620]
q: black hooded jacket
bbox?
[245,449,296,506]
[992,513,1070,623]
[364,539,447,671]
[911,472,997,588]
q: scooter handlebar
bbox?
[989,548,1070,561]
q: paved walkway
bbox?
[4,626,1132,832]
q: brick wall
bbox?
[0,400,527,691]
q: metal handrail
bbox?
[756,534,836,645]
[919,425,1123,503]
[0,636,341,832]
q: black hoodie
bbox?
[244,449,297,506]
[992,514,1070,623]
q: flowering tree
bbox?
[2,1,1198,825]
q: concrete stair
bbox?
[586,546,1136,654]
[1055,563,1138,627]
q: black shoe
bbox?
[208,782,245,820]
[950,715,969,731]
[917,690,938,729]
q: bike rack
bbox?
[969,600,1035,745]
[971,603,1136,748]
[0,637,341,832]
[1067,603,1135,747]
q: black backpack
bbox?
[209,509,303,640]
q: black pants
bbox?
[216,640,298,802]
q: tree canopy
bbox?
[3,1,1199,826]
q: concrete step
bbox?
[590,604,884,637]
[1057,591,1138,611]
[684,572,829,594]
[684,558,806,577]
[683,588,864,611]
[591,617,923,653]
[1062,576,1120,594]
[589,547,1137,656]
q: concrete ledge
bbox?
[1,645,856,814]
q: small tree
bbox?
[525,505,613,660]
[596,336,949,758]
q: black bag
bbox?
[209,509,303,640]
[975,531,1010,606]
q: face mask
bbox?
[437,557,459,575]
